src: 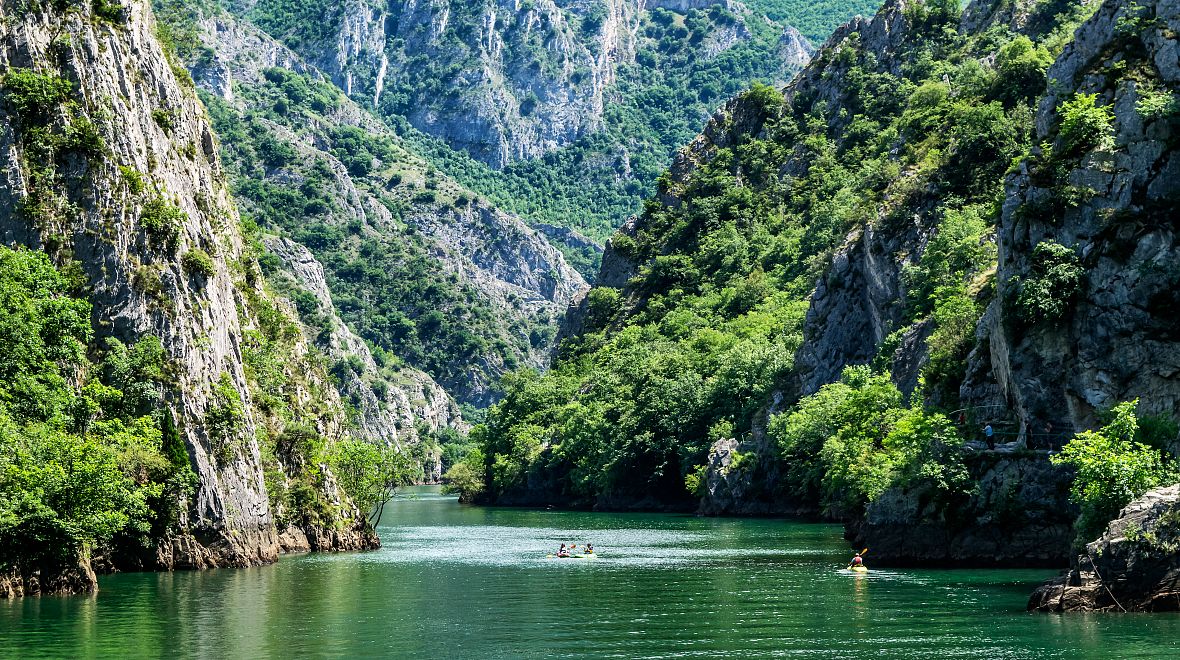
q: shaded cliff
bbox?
[962,0,1180,436]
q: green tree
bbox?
[328,439,413,526]
[1052,400,1176,543]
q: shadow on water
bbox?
[2,486,1179,658]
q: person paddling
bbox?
[585,543,594,555]
[847,549,867,570]
[557,543,570,558]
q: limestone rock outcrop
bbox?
[848,452,1075,566]
[962,0,1180,438]
[1030,484,1180,612]
[242,0,810,168]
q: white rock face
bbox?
[280,0,808,167]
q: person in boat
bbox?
[557,543,570,558]
[585,543,594,555]
[848,552,864,569]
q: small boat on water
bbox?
[848,565,868,573]
[546,553,597,559]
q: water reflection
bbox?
[2,487,1179,658]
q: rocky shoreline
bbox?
[1029,485,1180,612]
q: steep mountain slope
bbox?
[244,0,811,167]
[232,0,821,248]
[0,0,374,595]
[460,0,1180,567]
[176,7,587,411]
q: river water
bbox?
[3,486,1179,658]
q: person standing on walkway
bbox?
[984,424,994,450]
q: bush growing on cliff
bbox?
[1052,400,1178,544]
[1013,241,1084,325]
[181,248,216,278]
[993,36,1052,105]
[1,68,72,126]
[140,196,185,252]
[206,373,246,460]
[1057,93,1115,156]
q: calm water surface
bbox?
[3,486,1179,658]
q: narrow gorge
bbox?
[3,0,1180,648]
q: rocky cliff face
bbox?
[185,8,588,408]
[962,0,1180,437]
[0,0,374,594]
[1030,484,1180,612]
[241,0,811,168]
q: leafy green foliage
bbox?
[903,204,995,318]
[0,247,184,573]
[140,196,185,252]
[748,0,882,43]
[1058,92,1115,156]
[993,35,1052,104]
[200,79,535,399]
[1013,241,1083,325]
[1052,400,1177,543]
[327,439,413,526]
[1,68,72,124]
[770,365,968,515]
[442,446,486,501]
[1136,85,1180,122]
[91,0,127,23]
[181,248,216,278]
[206,372,245,461]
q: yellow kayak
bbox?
[848,565,868,573]
[546,553,596,559]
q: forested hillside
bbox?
[229,0,864,252]
[454,0,1180,568]
[147,0,587,423]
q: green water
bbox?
[3,487,1179,658]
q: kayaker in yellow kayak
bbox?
[848,550,865,571]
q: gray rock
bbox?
[848,453,1076,566]
[1030,484,1180,612]
[963,0,1180,434]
